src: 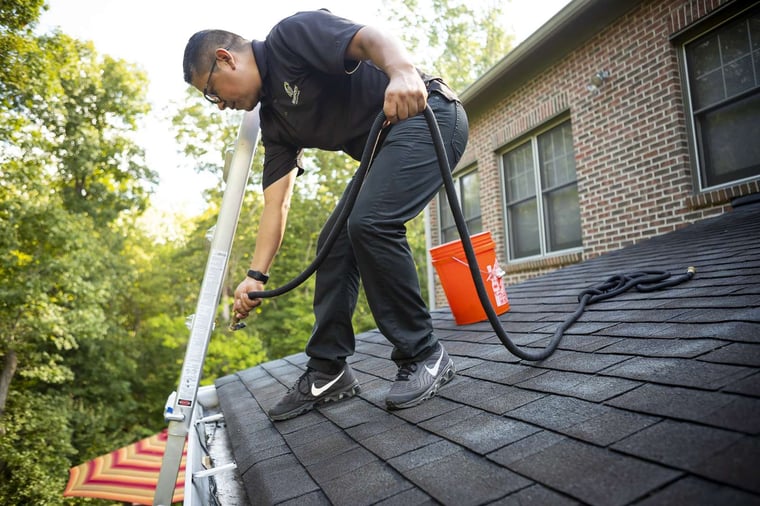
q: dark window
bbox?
[683,6,760,188]
[438,170,481,244]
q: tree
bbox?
[0,4,165,502]
[383,0,514,92]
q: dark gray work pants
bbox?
[306,91,469,374]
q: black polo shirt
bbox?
[252,10,390,189]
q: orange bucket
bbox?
[430,231,510,325]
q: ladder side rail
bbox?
[154,108,261,506]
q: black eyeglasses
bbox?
[203,47,229,104]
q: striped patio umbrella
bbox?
[63,429,186,505]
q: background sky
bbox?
[38,0,572,216]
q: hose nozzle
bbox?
[228,318,246,331]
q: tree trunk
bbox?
[0,349,18,416]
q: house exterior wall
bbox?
[429,0,760,307]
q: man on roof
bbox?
[183,9,468,421]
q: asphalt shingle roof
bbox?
[215,200,760,505]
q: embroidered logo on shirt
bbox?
[284,82,300,105]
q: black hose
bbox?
[239,106,696,361]
[243,110,387,300]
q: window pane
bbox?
[539,122,576,188]
[687,11,760,109]
[699,92,760,187]
[725,55,756,96]
[508,199,540,258]
[503,142,535,201]
[443,226,459,244]
[439,188,455,229]
[691,69,726,109]
[688,34,721,79]
[545,184,582,251]
[720,17,751,61]
[460,172,481,222]
[466,217,482,236]
[751,12,759,51]
[439,171,481,244]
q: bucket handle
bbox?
[451,256,505,281]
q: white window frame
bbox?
[499,117,583,262]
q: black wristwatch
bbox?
[247,269,269,284]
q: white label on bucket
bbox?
[487,260,509,307]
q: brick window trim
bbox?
[686,180,760,210]
[504,250,583,276]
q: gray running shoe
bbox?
[386,343,455,410]
[268,364,360,421]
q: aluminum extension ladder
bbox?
[154,107,261,506]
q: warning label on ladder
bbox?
[177,249,228,407]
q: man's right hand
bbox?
[233,277,265,319]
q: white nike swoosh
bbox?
[311,370,345,397]
[425,350,445,377]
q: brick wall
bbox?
[429,0,758,307]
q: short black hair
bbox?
[182,29,248,84]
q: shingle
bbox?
[305,446,378,483]
[487,431,569,467]
[635,476,760,506]
[405,450,532,506]
[444,340,521,362]
[669,305,760,322]
[440,376,545,413]
[277,490,331,505]
[596,337,724,358]
[491,484,582,505]
[355,377,393,407]
[515,369,641,402]
[461,361,546,384]
[319,461,412,506]
[359,424,441,460]
[504,438,681,506]
[689,436,760,494]
[344,410,407,441]
[561,409,660,447]
[286,430,360,467]
[601,356,755,389]
[389,396,462,424]
[420,410,540,455]
[524,349,630,373]
[233,427,291,471]
[387,439,463,473]
[506,395,609,432]
[699,343,760,367]
[530,334,624,353]
[610,420,744,470]
[606,384,760,433]
[243,453,319,505]
[723,372,760,396]
[318,395,386,429]
[372,488,438,506]
[274,407,332,435]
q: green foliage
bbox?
[0,392,74,505]
[383,0,514,91]
[0,0,46,30]
[0,3,176,502]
